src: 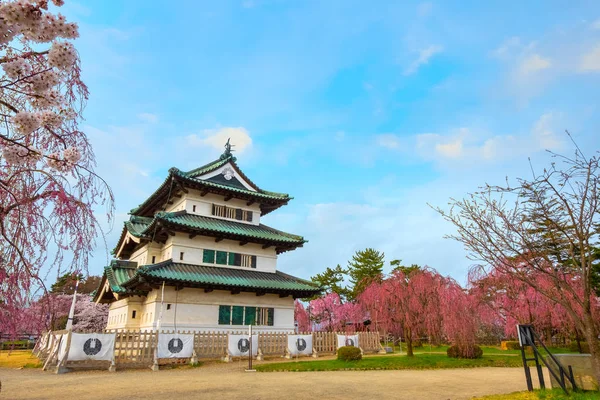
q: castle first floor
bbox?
[106,286,295,332]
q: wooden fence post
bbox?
[55,330,72,374]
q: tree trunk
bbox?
[575,329,583,354]
[582,314,600,385]
[405,327,414,357]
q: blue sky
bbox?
[58,1,599,284]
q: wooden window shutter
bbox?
[203,249,215,264]
[244,306,256,325]
[235,208,243,220]
[234,253,242,266]
[231,306,244,325]
[216,251,227,265]
[251,256,257,269]
[218,305,231,325]
[246,211,253,222]
[228,252,236,266]
[267,308,274,326]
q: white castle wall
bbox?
[107,288,295,332]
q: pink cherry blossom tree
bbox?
[0,0,114,336]
[358,268,446,356]
[13,293,107,334]
[309,292,345,332]
[294,300,311,332]
[469,265,595,345]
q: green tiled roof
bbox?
[184,157,231,179]
[130,154,291,217]
[173,169,290,200]
[95,259,321,299]
[124,210,305,247]
[125,260,321,295]
[103,260,138,294]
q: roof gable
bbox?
[130,153,291,217]
[199,161,257,192]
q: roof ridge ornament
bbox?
[220,138,237,161]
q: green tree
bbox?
[347,248,384,300]
[50,273,101,295]
[390,259,421,276]
[309,265,350,300]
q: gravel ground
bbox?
[0,363,540,400]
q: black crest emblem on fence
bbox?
[238,338,250,353]
[296,338,307,352]
[345,338,355,347]
[168,338,184,354]
[83,338,102,356]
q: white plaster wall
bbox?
[178,191,261,225]
[160,234,277,272]
[105,288,295,332]
[107,297,145,330]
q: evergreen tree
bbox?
[309,264,350,300]
[347,248,384,300]
[50,273,101,295]
[390,259,421,276]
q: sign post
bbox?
[245,324,255,372]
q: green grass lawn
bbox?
[256,353,525,372]
[474,389,600,399]
[255,344,581,373]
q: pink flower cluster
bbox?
[46,146,81,171]
[29,70,60,93]
[0,0,78,44]
[2,57,32,79]
[1,144,41,166]
[11,111,41,135]
[39,109,62,127]
[48,40,76,70]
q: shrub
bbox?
[568,341,590,353]
[447,344,483,359]
[503,341,521,350]
[337,346,362,361]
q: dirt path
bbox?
[0,364,537,400]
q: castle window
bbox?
[179,252,184,261]
[207,249,256,268]
[203,249,215,263]
[192,205,196,212]
[218,305,274,326]
[216,251,228,265]
[152,256,156,264]
[132,310,136,319]
[212,203,253,222]
[167,304,171,310]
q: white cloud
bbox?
[416,129,469,160]
[519,54,552,75]
[413,114,564,165]
[376,134,402,150]
[435,138,463,158]
[491,37,522,59]
[137,113,158,124]
[417,2,433,17]
[404,45,443,75]
[579,45,600,72]
[531,112,564,150]
[187,126,253,154]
